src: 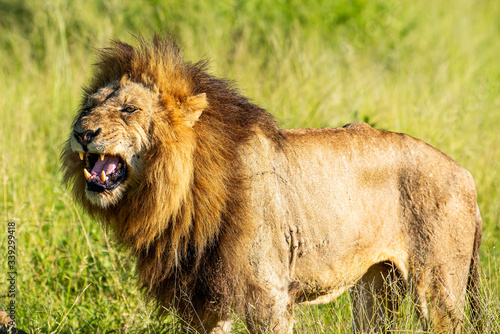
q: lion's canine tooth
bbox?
[84,169,91,180]
[100,154,105,161]
[101,171,107,182]
[79,152,84,160]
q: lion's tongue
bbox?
[91,155,120,176]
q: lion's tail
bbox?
[467,204,483,332]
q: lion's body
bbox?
[240,123,481,332]
[62,36,481,333]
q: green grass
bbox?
[1,0,499,332]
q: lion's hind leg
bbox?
[351,261,406,333]
[412,265,470,334]
[410,213,479,333]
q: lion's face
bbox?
[70,80,163,207]
[68,76,207,208]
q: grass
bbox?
[1,0,499,332]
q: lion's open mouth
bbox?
[78,152,127,192]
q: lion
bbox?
[61,35,482,333]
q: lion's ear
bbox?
[183,93,208,127]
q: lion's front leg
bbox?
[205,319,233,334]
[173,296,232,334]
[245,304,294,334]
[243,282,296,334]
[179,312,232,334]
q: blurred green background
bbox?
[1,0,499,332]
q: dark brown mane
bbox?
[62,34,283,313]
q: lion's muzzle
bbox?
[71,126,128,194]
[73,128,101,151]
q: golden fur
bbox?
[62,35,482,333]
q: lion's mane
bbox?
[62,35,283,309]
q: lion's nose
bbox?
[73,128,101,150]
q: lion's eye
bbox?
[122,105,138,114]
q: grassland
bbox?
[0,0,499,332]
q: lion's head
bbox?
[64,36,210,209]
[69,77,207,208]
[61,35,280,298]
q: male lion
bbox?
[61,35,482,333]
